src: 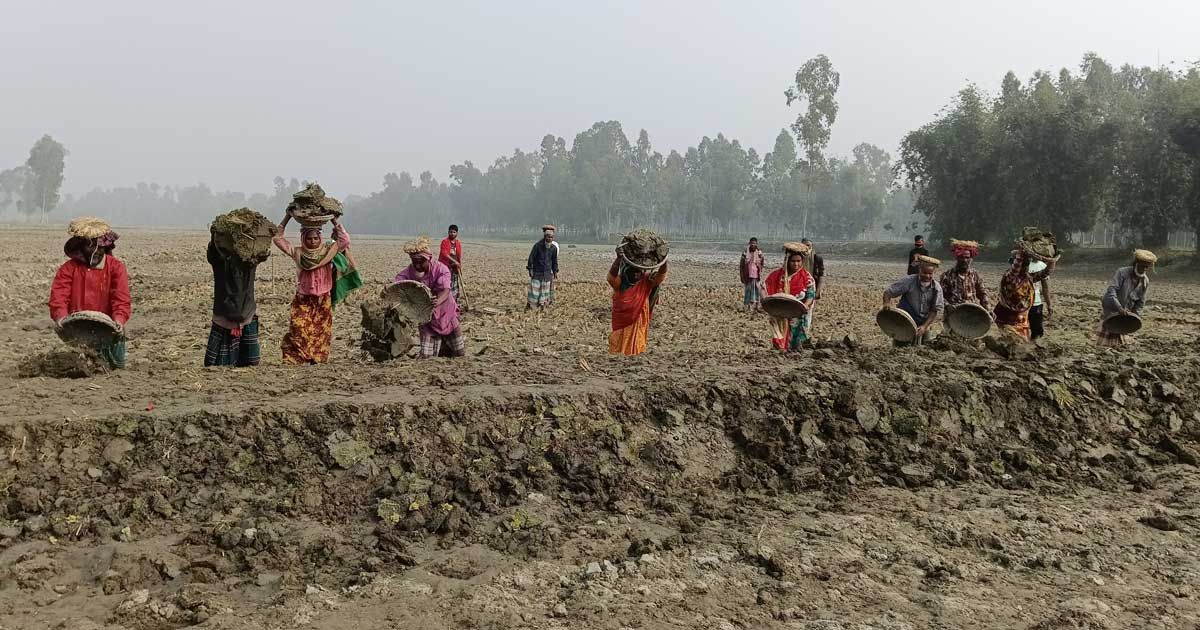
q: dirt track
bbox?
[1,226,1199,629]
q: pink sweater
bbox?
[273,224,350,296]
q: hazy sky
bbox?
[2,0,1197,198]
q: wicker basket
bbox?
[57,310,121,348]
[762,293,809,319]
[380,280,435,324]
[876,307,917,342]
[945,303,992,339]
[1102,313,1142,335]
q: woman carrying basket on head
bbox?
[607,249,668,356]
[765,242,817,351]
[48,217,132,369]
[273,211,359,364]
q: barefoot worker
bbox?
[739,237,766,313]
[439,224,464,302]
[940,239,988,308]
[607,253,668,356]
[273,213,356,364]
[526,225,559,311]
[993,248,1055,340]
[765,242,817,351]
[204,233,266,367]
[396,236,465,358]
[1096,249,1155,347]
[48,217,131,368]
[883,254,944,346]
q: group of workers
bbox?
[46,216,1157,370]
[738,233,1155,349]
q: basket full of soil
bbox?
[1018,226,1060,263]
[617,228,669,270]
[57,310,121,349]
[211,208,277,263]
[287,183,343,227]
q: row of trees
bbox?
[900,54,1200,248]
[0,135,68,222]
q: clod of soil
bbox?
[360,299,420,361]
[287,183,343,222]
[619,228,669,267]
[210,207,277,263]
[18,347,107,378]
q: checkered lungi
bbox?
[419,328,466,358]
[528,277,555,308]
[204,318,261,367]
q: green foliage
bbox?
[22,135,68,221]
[785,54,841,166]
[901,54,1199,248]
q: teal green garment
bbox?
[331,252,362,308]
[101,338,127,369]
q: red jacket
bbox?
[439,238,462,270]
[48,256,132,325]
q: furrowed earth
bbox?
[1,225,1199,630]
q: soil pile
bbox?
[210,208,277,263]
[287,183,343,225]
[619,228,669,268]
[17,347,107,378]
[1020,226,1059,260]
[360,300,420,361]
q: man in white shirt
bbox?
[1027,259,1052,339]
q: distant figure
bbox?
[607,253,668,355]
[396,237,464,358]
[273,213,355,364]
[883,255,943,346]
[907,234,929,276]
[800,237,825,335]
[439,224,464,302]
[1027,257,1051,340]
[993,249,1055,341]
[939,239,988,308]
[1096,250,1155,347]
[205,235,264,367]
[765,242,817,351]
[526,225,559,311]
[48,217,131,369]
[739,237,766,313]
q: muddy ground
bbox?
[1,225,1199,629]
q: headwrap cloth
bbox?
[950,239,979,259]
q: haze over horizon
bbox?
[2,0,1197,198]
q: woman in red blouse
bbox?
[47,217,131,368]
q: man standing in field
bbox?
[1096,249,1155,347]
[883,255,944,346]
[1027,257,1052,340]
[907,234,929,276]
[526,225,559,311]
[739,237,765,313]
[800,237,825,336]
[939,239,988,308]
[439,224,464,303]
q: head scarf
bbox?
[300,225,322,240]
[296,226,336,270]
[65,217,119,267]
[950,239,979,259]
[403,236,433,263]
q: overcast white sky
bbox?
[2,0,1197,197]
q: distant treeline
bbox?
[34,123,922,242]
[900,53,1200,248]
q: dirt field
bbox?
[1,225,1199,629]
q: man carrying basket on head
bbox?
[49,217,132,369]
[765,242,817,351]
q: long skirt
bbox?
[282,293,333,364]
[528,277,555,308]
[204,318,261,367]
[769,314,810,351]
